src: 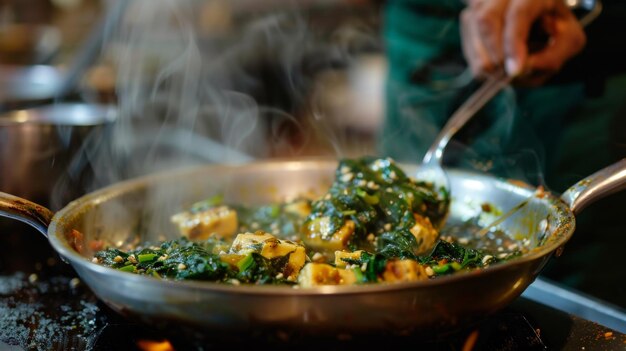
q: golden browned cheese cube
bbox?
[171,206,238,240]
[381,259,429,283]
[283,200,312,218]
[297,263,357,287]
[230,232,306,281]
[302,218,355,252]
[334,250,365,268]
[231,231,275,254]
[409,213,439,255]
[219,254,246,268]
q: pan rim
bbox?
[48,158,576,297]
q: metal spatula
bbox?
[416,70,511,199]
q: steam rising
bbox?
[51,0,383,209]
[51,0,546,216]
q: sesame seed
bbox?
[275,273,284,279]
[340,173,354,182]
[458,238,470,245]
[69,278,80,289]
[177,263,187,270]
[361,262,368,272]
[230,279,241,286]
[425,267,434,276]
[128,255,137,264]
[367,233,375,242]
[312,252,324,262]
[384,223,392,231]
[28,274,38,283]
[482,255,493,264]
[367,181,379,190]
[113,256,124,263]
[91,257,100,264]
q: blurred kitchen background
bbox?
[0,0,385,159]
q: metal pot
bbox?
[0,103,116,207]
[0,159,624,335]
[0,65,66,112]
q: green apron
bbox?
[380,0,626,306]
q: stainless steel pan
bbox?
[1,159,625,335]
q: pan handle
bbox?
[561,159,626,215]
[0,192,53,237]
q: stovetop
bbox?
[2,224,626,351]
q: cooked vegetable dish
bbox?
[93,157,523,287]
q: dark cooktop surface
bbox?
[1,270,625,351]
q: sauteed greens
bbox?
[93,157,522,287]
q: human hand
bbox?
[460,0,586,85]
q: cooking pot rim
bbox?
[0,102,116,126]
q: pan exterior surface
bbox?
[47,160,575,333]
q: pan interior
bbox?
[49,159,575,280]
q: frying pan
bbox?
[1,159,625,335]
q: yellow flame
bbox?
[136,340,175,351]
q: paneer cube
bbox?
[409,213,439,255]
[219,253,245,268]
[171,206,238,240]
[303,218,355,252]
[334,250,365,268]
[284,199,312,218]
[230,231,306,281]
[297,263,357,287]
[381,259,429,283]
[231,232,275,254]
